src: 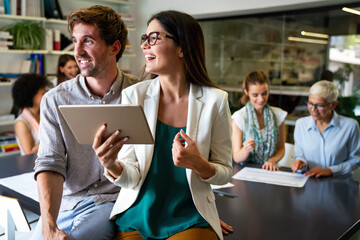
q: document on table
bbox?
[232,167,309,188]
[0,172,39,202]
[211,182,234,190]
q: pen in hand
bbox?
[291,160,305,174]
[254,139,265,143]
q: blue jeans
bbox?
[31,197,115,240]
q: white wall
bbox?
[136,0,358,19]
[132,0,360,76]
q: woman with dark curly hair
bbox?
[12,73,48,155]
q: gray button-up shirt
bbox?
[34,69,139,211]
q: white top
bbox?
[232,106,288,132]
[51,77,58,87]
[15,112,40,155]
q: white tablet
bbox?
[58,104,154,145]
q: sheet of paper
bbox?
[0,172,38,202]
[232,167,308,188]
[211,182,234,190]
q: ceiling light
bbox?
[288,36,328,45]
[342,7,360,15]
[300,31,328,39]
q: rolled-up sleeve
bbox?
[34,93,67,179]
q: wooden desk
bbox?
[216,164,360,240]
[0,153,39,214]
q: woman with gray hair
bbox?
[291,80,360,177]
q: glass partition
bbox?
[199,4,360,123]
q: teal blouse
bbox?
[115,120,208,239]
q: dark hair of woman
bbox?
[241,70,269,105]
[144,10,217,88]
[57,54,76,85]
[12,73,48,109]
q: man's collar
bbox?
[79,68,122,98]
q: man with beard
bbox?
[31,5,138,240]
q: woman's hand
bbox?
[172,129,215,179]
[262,161,279,171]
[92,124,128,178]
[172,129,202,169]
[220,219,234,235]
[304,167,333,178]
[243,138,255,153]
[291,159,306,173]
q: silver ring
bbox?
[109,144,114,148]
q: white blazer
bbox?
[106,77,233,240]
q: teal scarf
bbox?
[244,102,279,164]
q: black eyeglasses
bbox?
[140,32,176,46]
[305,101,331,111]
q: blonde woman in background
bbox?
[232,71,287,171]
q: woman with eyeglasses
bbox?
[232,71,287,171]
[93,10,232,240]
[291,80,360,177]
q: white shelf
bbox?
[0,82,12,86]
[45,19,68,25]
[0,150,20,158]
[49,50,73,55]
[0,49,137,56]
[0,49,48,54]
[0,14,45,21]
[0,14,67,24]
[0,120,15,126]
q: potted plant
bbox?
[333,63,353,96]
[334,63,353,84]
[2,21,44,50]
